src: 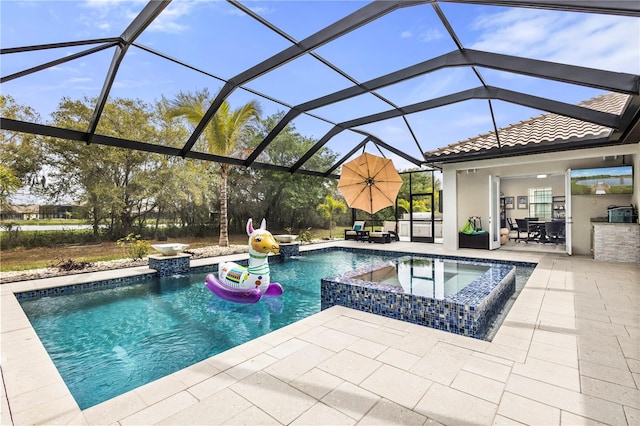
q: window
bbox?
[528,188,552,219]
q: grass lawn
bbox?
[0,226,347,272]
[0,236,243,272]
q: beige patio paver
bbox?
[290,401,356,425]
[2,240,639,425]
[497,392,561,425]
[450,369,505,403]
[360,364,432,408]
[320,381,380,420]
[357,398,428,425]
[415,382,498,425]
[290,367,343,400]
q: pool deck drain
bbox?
[2,240,639,425]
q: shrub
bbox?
[117,233,150,260]
[298,227,313,242]
[51,257,93,271]
[0,228,97,250]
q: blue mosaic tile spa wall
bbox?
[321,261,516,340]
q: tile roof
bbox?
[1,204,39,214]
[424,92,630,163]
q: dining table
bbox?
[527,220,547,243]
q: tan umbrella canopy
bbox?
[338,152,403,214]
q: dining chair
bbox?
[514,219,529,242]
[545,221,564,244]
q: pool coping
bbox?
[10,241,628,425]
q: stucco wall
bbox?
[456,169,489,230]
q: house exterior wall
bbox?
[441,143,639,256]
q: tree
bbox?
[316,195,346,238]
[229,112,340,232]
[168,89,261,246]
[398,169,442,213]
[153,98,218,235]
[0,95,45,201]
[397,198,410,214]
[45,96,163,237]
[0,165,22,208]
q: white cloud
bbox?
[78,0,193,35]
[399,27,443,43]
[227,4,271,17]
[418,28,443,43]
[83,0,128,10]
[469,9,640,73]
[147,1,195,34]
[67,77,93,83]
[78,0,139,35]
[248,6,270,16]
[401,68,472,105]
[112,78,149,89]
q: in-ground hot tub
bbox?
[321,255,516,340]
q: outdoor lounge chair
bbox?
[368,221,399,244]
[344,221,366,241]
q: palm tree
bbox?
[397,198,410,214]
[168,89,261,246]
[317,195,347,238]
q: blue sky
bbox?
[2,0,639,171]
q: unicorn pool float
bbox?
[205,218,283,304]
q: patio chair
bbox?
[369,221,398,244]
[383,221,399,242]
[344,221,366,241]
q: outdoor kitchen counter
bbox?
[591,221,640,263]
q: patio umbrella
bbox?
[338,152,403,215]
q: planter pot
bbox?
[274,234,297,243]
[151,243,189,256]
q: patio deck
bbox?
[1,241,638,425]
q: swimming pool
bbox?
[18,249,533,409]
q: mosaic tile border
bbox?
[15,272,159,302]
[304,246,536,268]
[320,256,516,340]
[14,259,256,302]
[148,254,191,276]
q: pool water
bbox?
[20,250,533,410]
[20,250,393,409]
[353,256,491,298]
